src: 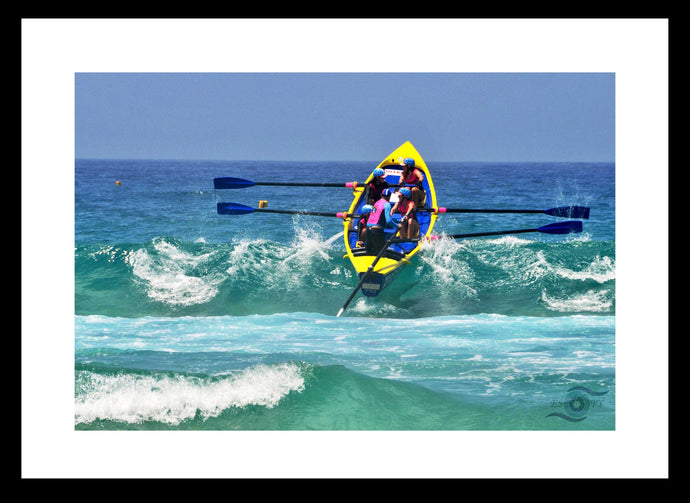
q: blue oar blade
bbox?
[544,205,590,219]
[217,202,255,215]
[214,177,256,189]
[537,220,583,234]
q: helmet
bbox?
[382,188,394,198]
[403,158,415,168]
[399,188,411,198]
[373,168,385,177]
[360,204,374,214]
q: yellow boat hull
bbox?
[342,141,438,296]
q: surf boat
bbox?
[214,142,588,316]
[342,141,438,297]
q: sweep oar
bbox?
[217,202,357,218]
[431,205,590,219]
[214,177,364,189]
[336,229,400,318]
[392,220,584,243]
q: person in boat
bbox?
[355,204,373,248]
[397,158,425,207]
[364,188,398,255]
[391,187,419,240]
[366,168,389,204]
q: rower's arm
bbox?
[383,203,396,227]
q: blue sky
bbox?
[75,72,614,162]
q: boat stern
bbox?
[359,270,399,297]
[350,254,407,297]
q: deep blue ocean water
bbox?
[74,157,615,430]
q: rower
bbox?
[365,189,397,255]
[367,167,389,204]
[356,204,373,248]
[391,187,419,240]
[397,158,425,207]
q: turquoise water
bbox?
[75,158,615,430]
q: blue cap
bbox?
[399,188,411,198]
[382,188,394,197]
[403,158,415,167]
[373,168,385,177]
[360,204,374,214]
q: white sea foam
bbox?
[225,238,271,277]
[127,238,223,306]
[284,225,332,263]
[552,255,616,283]
[74,363,305,425]
[418,238,478,298]
[224,224,341,292]
[349,297,402,317]
[541,289,614,313]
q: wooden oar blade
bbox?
[214,177,255,189]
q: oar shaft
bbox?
[448,228,540,238]
[337,230,400,317]
[214,176,415,190]
[254,208,340,217]
[214,177,364,189]
[254,181,410,188]
[447,221,582,238]
[429,205,590,219]
[393,220,583,242]
[390,228,538,242]
[253,181,356,188]
[440,208,543,214]
[218,202,362,218]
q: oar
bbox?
[336,229,400,318]
[431,205,590,219]
[217,202,353,218]
[214,176,410,190]
[393,220,584,243]
[214,177,363,189]
[445,220,583,238]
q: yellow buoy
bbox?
[258,200,268,208]
[115,180,121,186]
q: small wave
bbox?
[420,239,476,286]
[76,232,615,317]
[541,289,614,313]
[348,297,407,317]
[223,224,348,296]
[127,238,224,306]
[74,362,306,426]
[459,240,615,287]
[551,255,615,283]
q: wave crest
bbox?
[74,363,306,425]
